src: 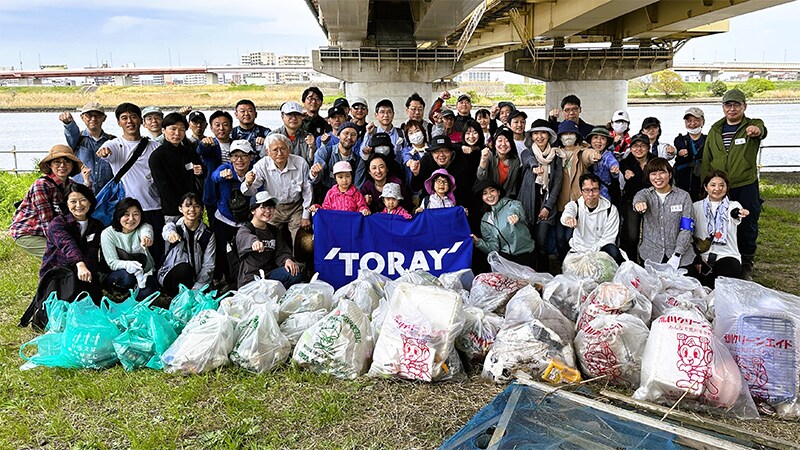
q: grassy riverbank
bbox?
[1,172,800,448]
[2,80,800,111]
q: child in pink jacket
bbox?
[380,182,412,219]
[309,161,371,215]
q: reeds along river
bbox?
[0,103,798,172]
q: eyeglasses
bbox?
[563,107,580,113]
[230,153,251,160]
[51,159,72,166]
[434,179,449,185]
[723,102,743,110]
[581,188,600,194]
[352,105,367,110]
[305,97,322,103]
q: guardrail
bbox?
[0,146,46,174]
[757,145,800,173]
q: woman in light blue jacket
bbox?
[471,179,536,268]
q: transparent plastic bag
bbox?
[714,277,800,418]
[230,304,290,373]
[438,268,475,291]
[293,299,373,379]
[332,270,391,316]
[369,283,464,382]
[645,260,708,320]
[504,285,575,344]
[576,282,652,330]
[161,309,236,375]
[483,319,576,384]
[218,292,259,327]
[562,251,619,283]
[542,274,597,323]
[278,277,335,323]
[395,270,442,287]
[575,313,649,388]
[468,272,526,313]
[455,306,504,365]
[280,309,328,347]
[237,271,286,306]
[613,261,662,301]
[633,304,759,419]
[487,251,553,287]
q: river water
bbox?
[0,103,796,172]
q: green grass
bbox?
[0,172,40,228]
[760,181,800,199]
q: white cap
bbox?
[332,160,353,175]
[380,182,403,200]
[230,139,255,154]
[350,97,368,108]
[280,101,303,115]
[611,110,630,123]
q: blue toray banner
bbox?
[313,208,473,289]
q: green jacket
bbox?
[475,197,535,256]
[701,115,767,189]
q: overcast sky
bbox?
[0,0,797,70]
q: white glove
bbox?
[667,254,682,270]
[124,261,143,274]
[135,271,148,289]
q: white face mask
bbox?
[612,122,628,134]
[560,135,577,147]
[375,145,391,155]
[686,126,703,135]
[409,131,424,145]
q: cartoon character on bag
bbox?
[313,316,342,354]
[583,341,625,386]
[735,355,770,402]
[676,333,718,395]
[400,335,432,381]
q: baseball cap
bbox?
[332,161,353,175]
[327,106,346,118]
[629,133,650,147]
[188,111,206,123]
[141,106,163,118]
[429,135,453,152]
[350,97,368,108]
[79,102,104,115]
[229,139,255,155]
[280,101,304,115]
[611,110,630,123]
[338,122,358,134]
[683,107,704,119]
[440,109,455,119]
[249,191,276,210]
[333,97,350,109]
[457,94,471,103]
[722,89,746,104]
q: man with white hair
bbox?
[242,133,312,241]
[270,101,315,165]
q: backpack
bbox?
[228,188,251,223]
[19,267,80,330]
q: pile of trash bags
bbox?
[19,253,800,420]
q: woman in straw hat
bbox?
[10,144,83,259]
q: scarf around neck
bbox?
[704,197,730,245]
[532,144,556,188]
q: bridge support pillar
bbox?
[505,47,673,125]
[313,48,461,124]
[22,77,42,86]
[114,75,133,86]
[206,73,219,85]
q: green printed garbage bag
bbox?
[113,302,178,371]
[169,284,221,328]
[43,291,71,333]
[101,291,140,329]
[20,295,121,369]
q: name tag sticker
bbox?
[185,162,194,170]
[734,138,746,145]
[670,205,683,212]
[86,233,95,241]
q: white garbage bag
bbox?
[332,270,391,316]
[237,271,285,308]
[575,313,649,388]
[613,261,662,301]
[468,272,526,313]
[292,299,373,379]
[280,309,328,347]
[504,285,575,344]
[278,278,334,323]
[542,274,597,322]
[229,304,290,373]
[645,260,708,320]
[576,282,652,330]
[714,277,800,418]
[455,306,504,365]
[368,283,464,382]
[162,309,236,375]
[218,292,261,328]
[562,251,618,283]
[633,304,758,419]
[487,251,553,287]
[483,319,576,383]
[438,268,475,291]
[395,270,442,287]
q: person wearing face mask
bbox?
[402,120,428,185]
[609,110,632,160]
[673,107,707,202]
[366,132,404,183]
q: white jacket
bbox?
[692,199,743,263]
[561,197,620,252]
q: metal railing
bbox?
[757,145,800,173]
[0,146,46,174]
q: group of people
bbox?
[10,85,766,307]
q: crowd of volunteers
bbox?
[10,85,767,307]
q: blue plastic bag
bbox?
[92,179,125,227]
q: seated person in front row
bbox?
[158,193,216,297]
[308,161,371,216]
[380,182,412,219]
[560,173,624,264]
[100,198,159,300]
[471,179,536,268]
[236,191,302,289]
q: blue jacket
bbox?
[312,142,367,190]
[211,162,254,222]
[64,121,114,194]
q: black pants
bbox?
[620,203,641,263]
[142,209,165,269]
[695,256,741,289]
[728,181,761,256]
[532,220,554,273]
[161,262,196,297]
[212,219,239,282]
[499,251,536,270]
[600,243,625,265]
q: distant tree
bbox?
[652,70,687,96]
[708,80,727,96]
[631,75,654,96]
[740,78,775,97]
